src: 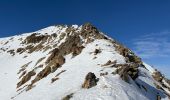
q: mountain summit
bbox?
[0,23,170,100]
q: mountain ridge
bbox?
[0,23,169,100]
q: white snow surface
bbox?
[0,25,169,100]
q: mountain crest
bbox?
[0,23,170,100]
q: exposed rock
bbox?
[115,63,138,82]
[16,48,25,54]
[19,71,27,79]
[46,48,60,64]
[59,33,66,41]
[7,49,15,56]
[25,45,34,51]
[26,84,35,91]
[51,70,66,83]
[51,33,57,38]
[80,23,108,43]
[152,71,164,82]
[82,72,99,89]
[62,93,74,100]
[17,70,36,88]
[24,33,49,44]
[100,72,108,76]
[43,45,52,52]
[4,41,9,45]
[59,35,84,56]
[51,77,59,83]
[154,83,162,90]
[18,61,32,74]
[102,60,117,66]
[28,43,44,53]
[55,70,66,77]
[116,65,130,82]
[35,57,46,66]
[46,49,65,72]
[94,49,101,55]
[115,44,142,64]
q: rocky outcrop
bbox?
[51,70,66,83]
[115,44,142,65]
[7,49,15,56]
[16,48,25,54]
[152,71,164,82]
[82,72,99,89]
[59,35,84,56]
[102,60,117,66]
[62,93,74,100]
[24,33,49,44]
[17,70,36,88]
[115,63,138,82]
[94,49,101,55]
[80,23,108,43]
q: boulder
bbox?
[82,72,98,89]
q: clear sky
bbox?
[0,0,170,78]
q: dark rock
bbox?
[102,60,117,66]
[100,72,108,76]
[82,72,99,88]
[16,48,25,54]
[94,49,101,55]
[7,49,15,56]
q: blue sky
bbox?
[0,0,169,78]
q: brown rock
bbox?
[17,70,36,88]
[102,60,117,66]
[24,33,49,44]
[115,63,138,82]
[62,93,74,100]
[82,72,99,89]
[152,71,164,82]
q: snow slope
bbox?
[0,23,169,100]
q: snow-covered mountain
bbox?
[0,23,170,100]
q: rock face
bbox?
[80,23,108,43]
[24,33,49,44]
[116,63,138,82]
[82,72,98,89]
[17,70,36,88]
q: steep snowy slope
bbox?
[0,23,170,100]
